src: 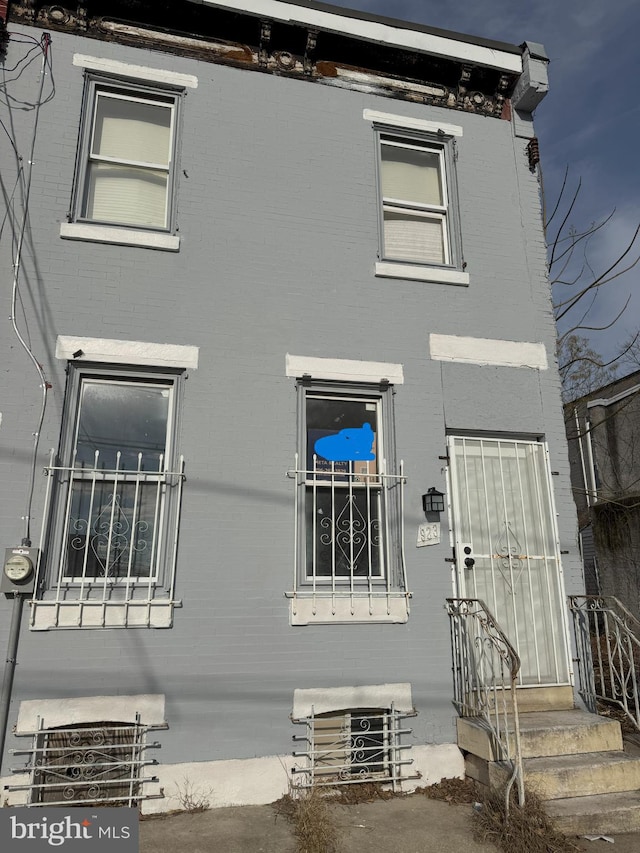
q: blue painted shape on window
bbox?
[314,423,375,462]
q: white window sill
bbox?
[60,222,180,252]
[288,593,410,625]
[375,261,469,286]
[29,600,176,630]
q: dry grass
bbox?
[415,776,478,804]
[172,776,212,813]
[273,788,338,853]
[473,786,581,853]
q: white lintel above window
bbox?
[15,694,166,734]
[429,334,548,370]
[286,354,404,384]
[363,109,463,138]
[56,336,199,369]
[292,683,413,719]
[73,54,198,88]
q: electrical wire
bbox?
[7,32,53,546]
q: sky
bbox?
[324,0,640,363]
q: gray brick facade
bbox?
[0,3,583,806]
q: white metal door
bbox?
[448,436,570,686]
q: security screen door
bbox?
[448,436,570,686]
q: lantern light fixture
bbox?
[422,487,445,515]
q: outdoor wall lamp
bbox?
[422,488,445,516]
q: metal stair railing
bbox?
[569,595,640,731]
[447,597,524,808]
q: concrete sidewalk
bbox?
[139,796,640,853]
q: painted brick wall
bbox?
[0,24,582,774]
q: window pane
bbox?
[306,488,382,577]
[75,381,170,470]
[84,162,168,228]
[306,396,378,475]
[92,95,172,166]
[384,211,445,264]
[66,480,159,579]
[381,144,442,206]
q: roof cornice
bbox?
[186,0,523,73]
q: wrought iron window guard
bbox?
[287,456,409,610]
[6,717,165,807]
[31,450,185,629]
[446,597,524,807]
[569,595,640,732]
[292,705,417,791]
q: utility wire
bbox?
[8,32,52,546]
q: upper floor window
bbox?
[61,55,198,252]
[378,131,462,271]
[365,110,467,286]
[74,81,179,232]
[380,136,451,265]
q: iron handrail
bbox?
[446,597,524,808]
[569,595,640,731]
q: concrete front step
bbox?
[458,708,640,834]
[524,750,640,800]
[466,749,640,803]
[546,791,640,835]
[457,709,622,761]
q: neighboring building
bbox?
[566,369,640,616]
[0,0,583,811]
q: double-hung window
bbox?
[380,135,451,266]
[77,81,178,231]
[288,375,409,624]
[366,110,467,285]
[34,365,186,630]
[61,56,197,251]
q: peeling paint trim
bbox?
[188,1,522,72]
[430,334,548,370]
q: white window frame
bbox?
[63,72,185,251]
[32,365,186,630]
